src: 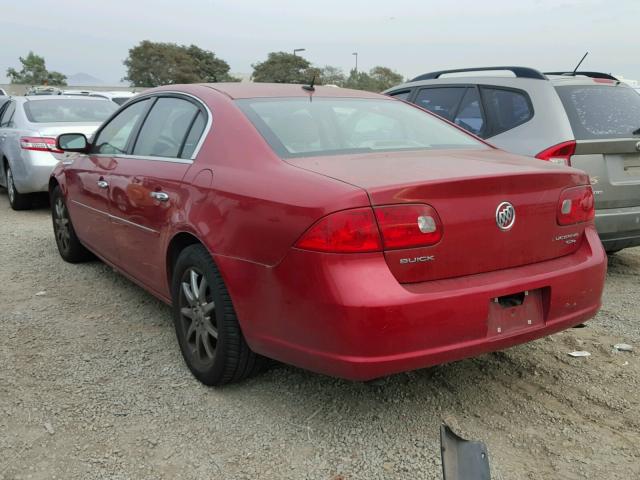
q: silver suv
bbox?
[385,67,640,253]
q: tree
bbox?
[368,66,404,91]
[123,41,238,87]
[6,51,67,86]
[317,66,346,86]
[251,52,312,84]
[344,66,404,92]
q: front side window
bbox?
[237,98,485,158]
[93,98,150,155]
[481,87,533,136]
[23,99,117,123]
[555,84,640,139]
[132,97,201,159]
[413,87,466,120]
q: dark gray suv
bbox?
[385,67,640,253]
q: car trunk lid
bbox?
[288,149,590,283]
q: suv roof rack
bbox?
[544,71,619,81]
[410,66,547,82]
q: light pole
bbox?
[293,48,306,56]
[352,52,358,73]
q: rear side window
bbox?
[555,85,640,139]
[413,87,466,120]
[180,112,206,159]
[454,88,485,136]
[480,87,533,136]
[388,90,411,101]
[132,97,201,159]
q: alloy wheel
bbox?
[179,268,218,367]
[53,197,71,252]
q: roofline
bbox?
[411,66,547,82]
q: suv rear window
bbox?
[555,85,640,139]
[237,98,484,158]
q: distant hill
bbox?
[67,72,104,86]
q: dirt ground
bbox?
[0,192,638,480]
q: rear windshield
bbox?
[24,99,117,123]
[236,98,484,158]
[555,85,640,139]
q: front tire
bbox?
[51,185,93,263]
[172,244,267,386]
[6,165,32,210]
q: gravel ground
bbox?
[0,191,639,480]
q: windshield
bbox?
[555,84,640,139]
[236,97,485,158]
[24,99,117,123]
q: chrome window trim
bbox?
[91,153,193,164]
[125,90,212,161]
[71,199,159,234]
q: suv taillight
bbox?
[557,186,595,225]
[20,136,63,153]
[535,141,576,166]
[295,204,443,253]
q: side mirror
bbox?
[57,133,88,153]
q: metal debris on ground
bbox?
[613,343,633,352]
[568,351,591,357]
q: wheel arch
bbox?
[166,231,206,291]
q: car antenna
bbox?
[302,75,316,92]
[572,51,589,75]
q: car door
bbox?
[65,98,152,263]
[0,100,17,185]
[108,94,207,295]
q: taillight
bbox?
[557,186,595,225]
[295,207,382,253]
[295,204,443,253]
[535,141,576,166]
[20,136,63,154]
[374,204,442,249]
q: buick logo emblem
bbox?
[496,202,516,231]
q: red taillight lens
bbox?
[374,204,442,249]
[535,141,576,166]
[20,136,63,153]
[557,186,595,225]
[295,207,382,253]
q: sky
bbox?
[1,0,638,85]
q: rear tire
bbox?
[6,165,32,210]
[51,185,93,263]
[171,244,268,386]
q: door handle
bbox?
[96,180,109,189]
[150,191,169,202]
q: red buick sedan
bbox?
[50,83,606,385]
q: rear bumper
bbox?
[12,151,60,194]
[595,205,640,250]
[220,227,606,381]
